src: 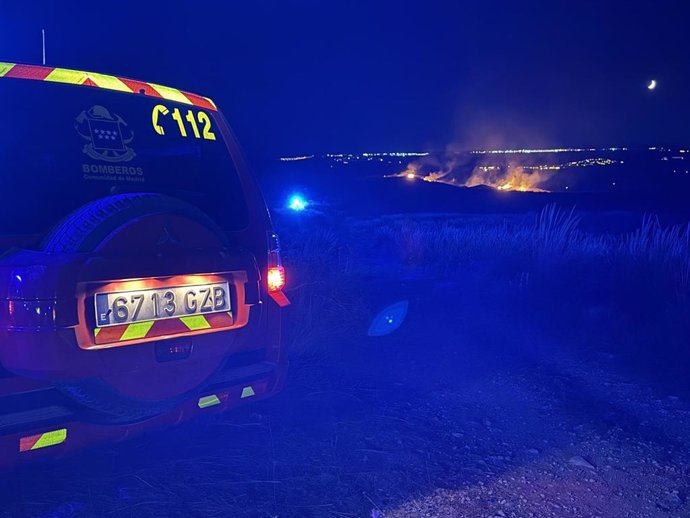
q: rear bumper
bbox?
[0,360,287,470]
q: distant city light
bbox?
[471,147,597,155]
[406,172,415,179]
[523,165,562,171]
[318,151,430,165]
[288,195,307,211]
[281,147,644,165]
[561,158,622,167]
[279,155,314,162]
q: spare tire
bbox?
[43,193,232,423]
[42,192,226,254]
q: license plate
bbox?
[95,282,231,328]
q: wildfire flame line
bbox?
[393,160,553,192]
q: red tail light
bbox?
[267,265,286,292]
[267,232,289,306]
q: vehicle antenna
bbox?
[41,29,46,65]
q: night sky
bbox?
[1,1,689,161]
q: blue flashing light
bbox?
[288,195,307,211]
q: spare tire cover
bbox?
[43,193,234,421]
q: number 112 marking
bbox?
[152,104,216,141]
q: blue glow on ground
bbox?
[368,300,409,336]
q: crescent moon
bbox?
[648,79,657,90]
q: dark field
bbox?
[2,207,690,518]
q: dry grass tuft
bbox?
[277,206,690,356]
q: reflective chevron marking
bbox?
[19,428,67,452]
[94,311,234,345]
[180,315,212,331]
[240,386,256,399]
[198,394,221,409]
[0,62,216,110]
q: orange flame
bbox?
[465,165,551,192]
[394,162,552,192]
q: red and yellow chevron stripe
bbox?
[94,311,234,345]
[0,62,216,111]
[19,428,67,452]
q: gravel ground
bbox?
[1,283,689,518]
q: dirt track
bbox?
[2,281,689,518]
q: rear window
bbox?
[0,79,248,236]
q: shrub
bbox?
[277,207,689,356]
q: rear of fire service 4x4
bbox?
[0,62,289,468]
